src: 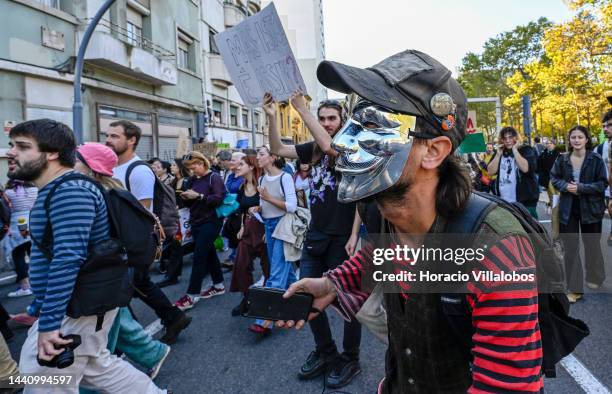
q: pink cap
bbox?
[77,143,118,177]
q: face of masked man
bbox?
[332,100,414,203]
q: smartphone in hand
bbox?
[242,287,314,322]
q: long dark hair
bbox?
[567,125,593,152]
[416,118,472,219]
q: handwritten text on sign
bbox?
[215,3,307,107]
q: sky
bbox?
[322,0,574,97]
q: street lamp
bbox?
[72,0,117,144]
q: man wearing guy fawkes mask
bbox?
[275,50,544,393]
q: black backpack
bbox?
[358,191,590,378]
[31,173,162,324]
[126,161,179,239]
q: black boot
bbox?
[327,353,361,389]
[231,296,248,317]
[298,349,339,380]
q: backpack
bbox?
[126,161,179,239]
[0,190,10,241]
[31,173,163,324]
[358,191,590,378]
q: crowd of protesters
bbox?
[0,79,608,391]
[472,109,612,304]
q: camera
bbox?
[36,334,82,369]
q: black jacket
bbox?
[550,151,607,225]
[537,149,560,188]
[492,145,539,206]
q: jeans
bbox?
[300,230,361,358]
[188,220,224,294]
[12,242,30,283]
[560,210,606,293]
[255,216,297,326]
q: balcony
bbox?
[223,1,247,28]
[209,54,233,88]
[80,19,177,86]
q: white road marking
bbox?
[538,220,552,223]
[560,354,611,393]
[0,274,17,286]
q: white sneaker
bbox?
[252,276,265,288]
[8,288,32,298]
[147,345,171,380]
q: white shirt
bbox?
[499,155,518,203]
[113,156,155,211]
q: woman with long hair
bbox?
[174,151,226,311]
[551,125,608,303]
[74,143,171,380]
[248,146,298,335]
[229,154,269,316]
[2,179,37,297]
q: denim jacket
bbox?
[550,151,607,225]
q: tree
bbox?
[458,18,553,138]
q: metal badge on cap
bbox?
[430,93,454,117]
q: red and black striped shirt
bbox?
[326,233,544,393]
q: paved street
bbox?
[1,202,611,393]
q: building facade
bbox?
[200,0,267,149]
[0,0,204,181]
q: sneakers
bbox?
[147,345,171,380]
[567,293,583,303]
[175,294,199,311]
[7,287,32,298]
[248,323,271,336]
[586,282,601,290]
[327,354,361,389]
[298,350,339,380]
[160,314,192,345]
[200,286,225,299]
[11,313,37,326]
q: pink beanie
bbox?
[77,143,118,177]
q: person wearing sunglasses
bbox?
[264,92,363,388]
[487,126,540,218]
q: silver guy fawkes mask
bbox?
[332,102,414,202]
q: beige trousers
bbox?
[19,309,165,394]
[0,334,19,384]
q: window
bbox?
[209,29,220,54]
[242,109,249,128]
[254,111,260,131]
[230,105,238,127]
[212,100,224,125]
[177,29,194,71]
[126,5,143,46]
[35,0,60,8]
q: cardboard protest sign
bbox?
[215,3,307,107]
[193,142,217,157]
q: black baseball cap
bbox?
[317,50,468,150]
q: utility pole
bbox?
[73,0,117,144]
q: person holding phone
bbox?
[174,152,227,311]
[487,126,539,217]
